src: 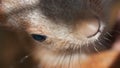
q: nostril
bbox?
[31,34,47,42]
[74,18,100,38]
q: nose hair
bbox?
[74,18,100,38]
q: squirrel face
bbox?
[0,0,120,68]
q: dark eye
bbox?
[31,34,47,42]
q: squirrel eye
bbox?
[31,34,47,42]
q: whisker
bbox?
[78,41,83,68]
[55,52,65,68]
[97,38,108,49]
[103,36,111,41]
[61,51,68,68]
[55,40,68,68]
[68,48,72,68]
[106,32,112,37]
[92,41,100,53]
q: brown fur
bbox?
[0,0,120,68]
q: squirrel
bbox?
[0,0,120,68]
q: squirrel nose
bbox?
[74,18,100,38]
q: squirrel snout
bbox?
[74,18,100,38]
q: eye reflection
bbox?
[31,34,47,42]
